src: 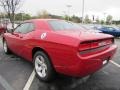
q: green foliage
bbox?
[84,15,91,23]
[95,17,100,24]
[106,15,113,24]
[15,13,31,21]
[0,13,5,18]
[100,20,105,24]
[71,15,81,23]
[49,14,63,19]
[37,10,50,19]
[64,15,69,21]
[112,20,120,25]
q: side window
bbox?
[14,23,34,34]
[26,23,34,33]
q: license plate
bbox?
[103,60,108,65]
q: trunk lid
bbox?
[55,30,113,42]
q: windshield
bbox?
[48,20,85,31]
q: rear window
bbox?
[48,20,85,31]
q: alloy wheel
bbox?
[35,55,47,78]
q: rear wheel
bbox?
[33,51,55,82]
[3,40,11,54]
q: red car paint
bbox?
[0,27,5,34]
[3,19,117,77]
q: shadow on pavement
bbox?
[30,70,119,90]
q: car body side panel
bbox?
[24,30,80,66]
[4,33,22,55]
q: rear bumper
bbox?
[56,44,117,77]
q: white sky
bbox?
[20,0,120,20]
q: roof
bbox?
[25,19,62,22]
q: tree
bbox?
[113,20,120,25]
[15,13,31,21]
[49,14,62,19]
[37,10,50,19]
[84,15,91,23]
[71,15,81,23]
[0,13,5,18]
[95,17,100,24]
[0,0,22,30]
[106,15,113,24]
[100,20,104,24]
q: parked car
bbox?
[2,19,117,82]
[81,24,102,33]
[0,24,6,35]
[95,26,120,37]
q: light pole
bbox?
[103,13,106,24]
[82,0,85,23]
[66,5,72,21]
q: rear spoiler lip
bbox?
[80,44,111,54]
[80,37,114,44]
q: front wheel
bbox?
[33,51,55,82]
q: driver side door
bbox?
[11,23,32,56]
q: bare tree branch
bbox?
[0,0,22,31]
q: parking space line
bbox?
[110,60,120,68]
[0,75,14,90]
[23,70,36,90]
[102,70,109,75]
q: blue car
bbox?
[95,26,120,37]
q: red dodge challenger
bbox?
[2,19,117,81]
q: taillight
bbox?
[91,41,99,49]
[105,39,113,44]
[79,38,113,51]
[79,42,91,51]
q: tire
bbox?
[33,51,55,82]
[3,40,11,54]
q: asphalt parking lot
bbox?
[0,37,120,90]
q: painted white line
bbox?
[23,70,36,90]
[102,70,109,75]
[110,60,120,68]
[0,75,14,90]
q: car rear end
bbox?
[64,36,117,77]
[46,19,117,77]
[78,37,116,75]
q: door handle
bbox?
[13,33,19,37]
[20,36,23,38]
[15,34,19,37]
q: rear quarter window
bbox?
[48,20,84,31]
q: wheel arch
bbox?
[32,47,51,62]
